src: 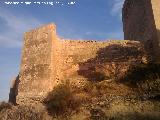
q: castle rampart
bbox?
[16,0,160,104]
[17,24,146,104]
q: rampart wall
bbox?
[59,40,145,86]
[16,0,160,104]
[17,24,146,104]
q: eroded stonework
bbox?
[17,24,147,104]
[123,0,160,62]
[16,0,160,104]
[17,24,56,104]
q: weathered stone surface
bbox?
[17,23,146,104]
[17,24,57,104]
[9,75,19,105]
[151,0,160,57]
[17,0,160,104]
[62,40,146,85]
[123,0,160,62]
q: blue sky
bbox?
[0,0,125,101]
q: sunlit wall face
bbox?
[0,0,125,101]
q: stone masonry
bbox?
[16,0,160,104]
[123,0,160,62]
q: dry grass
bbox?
[105,99,160,120]
[81,80,134,98]
[0,102,12,112]
[43,80,90,118]
[68,98,160,120]
[1,79,160,120]
[0,104,51,120]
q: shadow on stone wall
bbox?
[156,29,160,60]
[77,41,160,98]
[119,63,160,99]
[120,63,160,85]
[77,42,144,82]
[118,29,160,98]
[9,75,20,105]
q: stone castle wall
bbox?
[151,0,160,60]
[123,0,160,62]
[16,0,160,104]
[17,24,146,104]
[59,40,145,86]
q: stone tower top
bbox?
[25,23,56,34]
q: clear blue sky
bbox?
[0,0,125,101]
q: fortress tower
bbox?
[123,0,160,62]
[17,24,60,104]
